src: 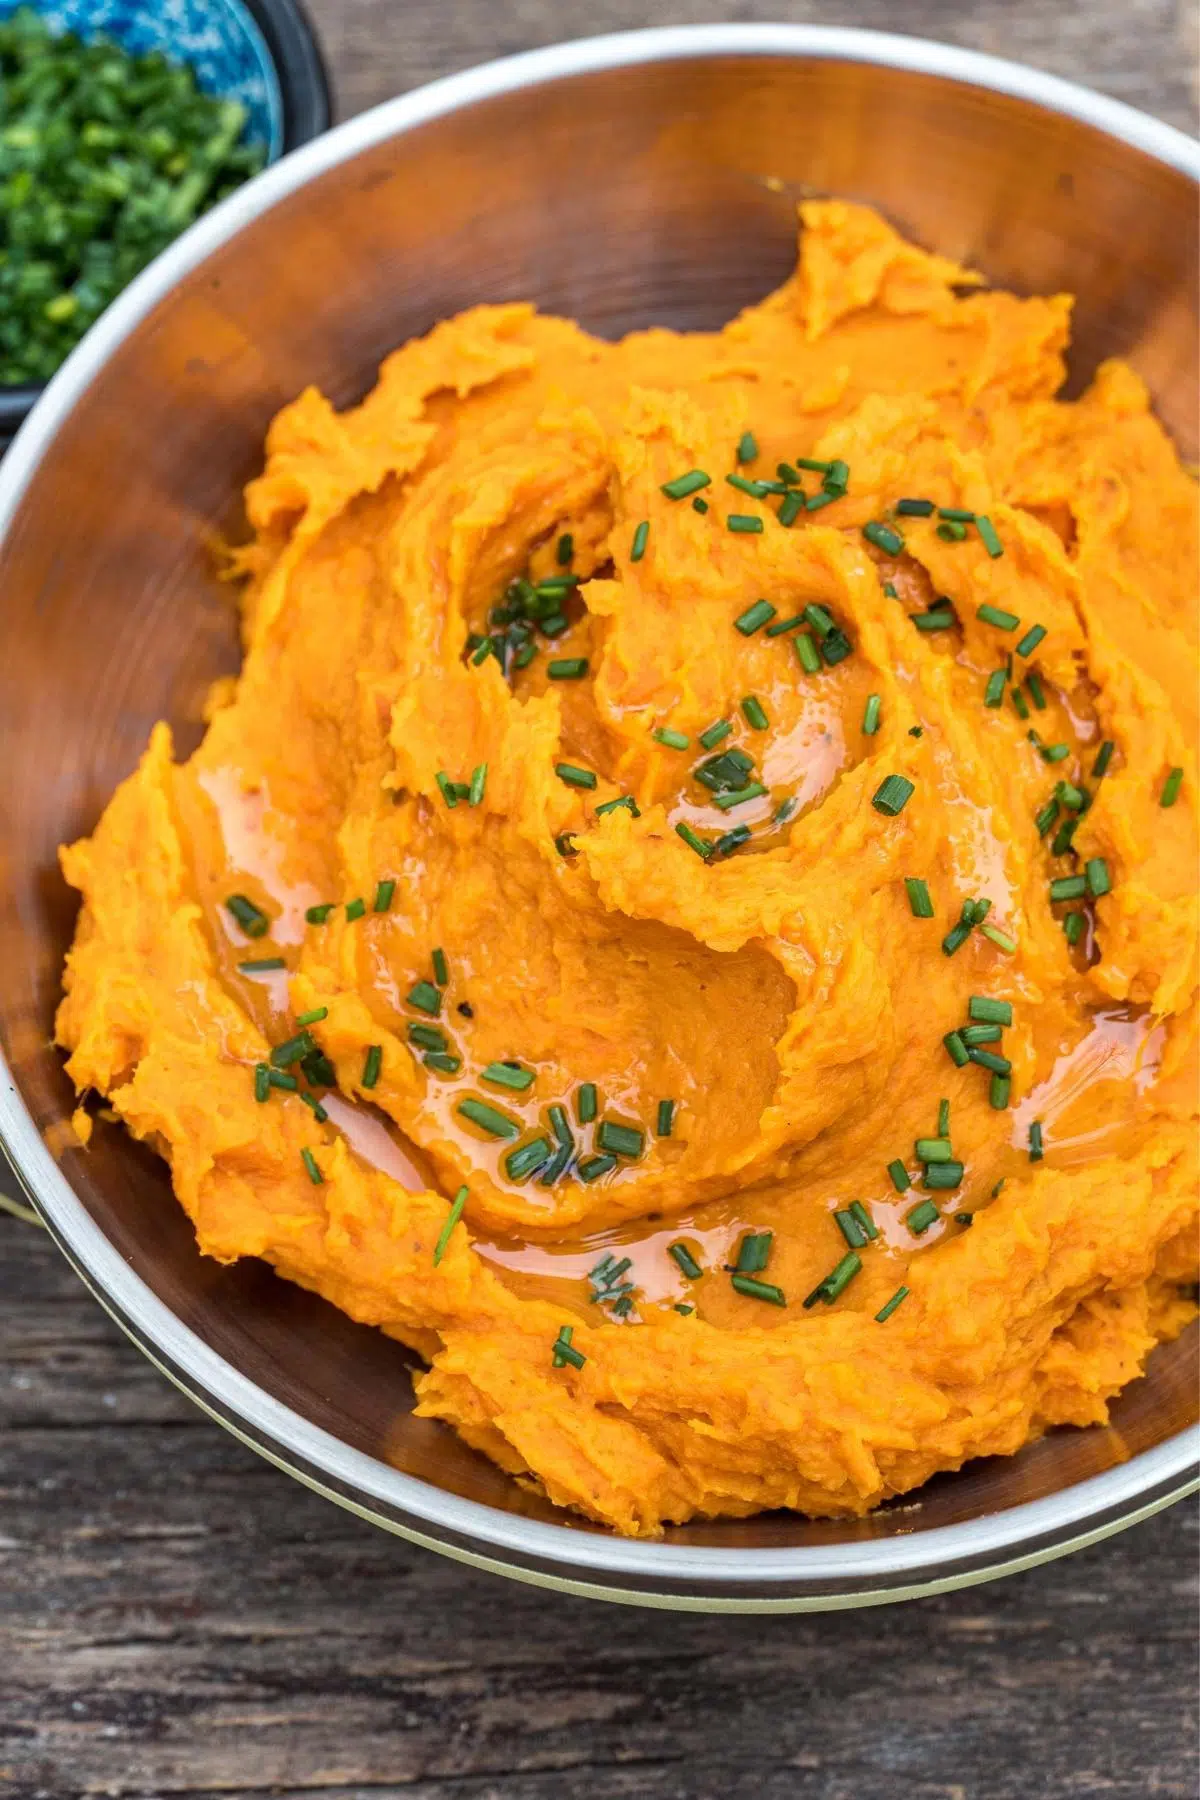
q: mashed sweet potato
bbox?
[56,202,1198,1535]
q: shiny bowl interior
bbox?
[0,26,1196,1609]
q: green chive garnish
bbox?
[1063,910,1085,946]
[669,1241,701,1279]
[907,1199,940,1233]
[737,431,758,464]
[699,718,732,750]
[774,797,798,824]
[1015,624,1046,658]
[253,1063,270,1103]
[860,694,883,736]
[984,669,1007,708]
[937,1097,950,1136]
[1039,742,1071,764]
[990,1073,1011,1109]
[941,921,972,957]
[939,507,976,523]
[962,1025,1001,1046]
[556,762,597,790]
[863,521,904,556]
[552,1324,586,1369]
[823,459,850,493]
[481,1061,535,1092]
[969,996,1011,1025]
[549,658,589,681]
[675,822,712,860]
[1027,672,1047,710]
[239,957,285,972]
[300,1091,328,1124]
[764,613,802,637]
[693,497,709,514]
[1029,1120,1044,1162]
[226,893,269,938]
[872,774,914,816]
[656,1099,675,1137]
[1086,857,1111,898]
[556,532,573,566]
[896,498,934,516]
[848,1200,878,1240]
[457,1098,519,1139]
[714,825,751,857]
[407,980,442,1015]
[976,604,1019,631]
[795,456,831,474]
[732,1274,787,1306]
[597,1120,644,1159]
[727,514,764,534]
[295,1008,328,1028]
[432,1185,468,1265]
[577,1153,616,1183]
[547,1103,574,1150]
[305,903,334,924]
[803,1252,861,1307]
[980,923,1017,953]
[409,1023,446,1051]
[726,472,768,499]
[505,1136,553,1183]
[875,1286,909,1323]
[741,696,768,731]
[937,520,968,541]
[1035,798,1059,837]
[270,1030,315,1069]
[904,877,934,918]
[913,608,955,632]
[362,1044,382,1089]
[630,521,649,561]
[423,1052,461,1075]
[595,795,640,818]
[968,1047,1011,1075]
[436,771,458,809]
[300,1147,323,1185]
[714,781,766,812]
[653,726,690,750]
[776,489,805,527]
[345,898,366,922]
[735,1230,773,1273]
[1050,875,1087,903]
[1160,767,1183,807]
[888,1159,910,1192]
[915,1137,953,1163]
[794,633,821,674]
[266,1069,298,1092]
[943,1031,969,1066]
[975,515,1003,557]
[834,1208,869,1249]
[576,1082,598,1124]
[373,879,395,913]
[662,469,711,500]
[1093,740,1114,778]
[735,599,776,637]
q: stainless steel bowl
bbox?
[0,24,1196,1611]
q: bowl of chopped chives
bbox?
[0,25,1195,1610]
[0,0,329,433]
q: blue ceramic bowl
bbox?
[0,0,330,429]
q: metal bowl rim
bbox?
[1,21,1196,1590]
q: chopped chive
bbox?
[913,608,956,632]
[1035,798,1059,837]
[436,771,459,809]
[698,718,733,751]
[1015,624,1046,658]
[862,694,882,736]
[1056,781,1085,811]
[776,461,800,485]
[429,950,448,990]
[674,1303,695,1317]
[597,1121,645,1159]
[576,1083,598,1125]
[766,613,804,637]
[1010,690,1032,723]
[225,894,270,939]
[875,1286,909,1323]
[888,1158,910,1192]
[969,996,1012,1025]
[556,762,597,790]
[630,521,649,561]
[482,1061,535,1092]
[373,879,396,914]
[984,669,1007,708]
[300,1147,323,1185]
[980,923,1018,953]
[407,980,442,1015]
[408,1023,447,1052]
[737,431,758,464]
[975,515,1003,557]
[823,460,850,493]
[1050,874,1087,903]
[924,1163,963,1189]
[714,825,751,856]
[549,657,589,682]
[727,514,764,534]
[1027,672,1047,710]
[937,1097,951,1137]
[537,1143,573,1190]
[774,797,798,825]
[803,603,835,639]
[741,696,769,731]
[675,821,712,860]
[552,1324,586,1369]
[577,1152,617,1183]
[941,921,972,957]
[735,1230,773,1273]
[943,1030,969,1066]
[305,903,334,925]
[433,1185,468,1265]
[548,1104,574,1150]
[937,520,968,541]
[803,1252,861,1308]
[693,497,709,514]
[267,1069,299,1093]
[863,521,904,556]
[253,1063,271,1103]
[735,599,776,636]
[471,637,494,666]
[239,957,285,972]
[295,1008,328,1028]
[1092,740,1115,778]
[656,1099,675,1137]
[726,473,768,499]
[976,604,1020,631]
[907,1200,940,1234]
[805,491,839,514]
[361,1044,382,1090]
[905,877,934,918]
[732,1274,787,1306]
[794,633,821,674]
[300,1091,328,1124]
[872,774,914,817]
[962,1025,1000,1045]
[595,794,640,819]
[794,456,831,474]
[939,507,976,523]
[777,489,806,527]
[554,831,578,858]
[968,1048,1011,1075]
[505,1136,553,1183]
[1063,910,1085,946]
[1160,767,1184,808]
[915,1137,953,1163]
[1051,817,1079,857]
[270,1030,315,1069]
[1029,1120,1044,1162]
[669,1241,701,1280]
[835,1208,869,1249]
[848,1200,879,1241]
[990,1073,1011,1108]
[423,1052,461,1074]
[345,897,366,922]
[896,497,935,516]
[457,1098,519,1140]
[556,532,573,565]
[1086,857,1111,898]
[714,782,767,812]
[1039,742,1071,764]
[653,726,691,750]
[662,469,711,500]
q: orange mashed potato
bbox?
[57,202,1198,1535]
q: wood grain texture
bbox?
[2,6,1197,1796]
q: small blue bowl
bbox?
[0,0,331,431]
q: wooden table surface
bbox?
[3,5,1197,1797]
